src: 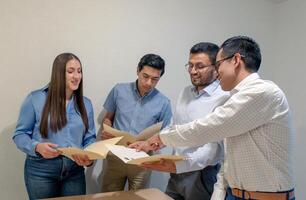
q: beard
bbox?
[190,71,216,88]
[191,79,211,88]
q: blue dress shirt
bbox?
[103,81,172,135]
[13,86,96,157]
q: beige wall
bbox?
[1,0,304,199]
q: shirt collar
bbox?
[191,80,220,98]
[231,73,260,95]
[132,80,155,99]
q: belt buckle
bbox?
[244,190,251,199]
[232,188,253,199]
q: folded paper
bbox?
[106,144,184,165]
[58,137,122,160]
[103,122,163,146]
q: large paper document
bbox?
[58,137,122,160]
[103,122,163,146]
[106,144,184,166]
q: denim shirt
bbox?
[13,86,96,157]
[103,81,172,135]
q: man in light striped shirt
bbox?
[130,36,295,200]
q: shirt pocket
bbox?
[116,98,136,114]
[136,107,159,127]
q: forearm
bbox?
[13,134,39,156]
[160,89,276,147]
[102,111,115,127]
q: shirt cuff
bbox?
[159,127,175,146]
[175,160,189,174]
[31,141,40,157]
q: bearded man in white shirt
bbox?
[141,42,229,200]
[130,36,295,200]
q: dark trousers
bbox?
[165,164,220,200]
[201,163,220,196]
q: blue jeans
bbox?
[24,155,85,200]
[226,187,295,200]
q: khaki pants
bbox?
[101,154,151,192]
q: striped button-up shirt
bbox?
[173,80,229,173]
[160,73,295,195]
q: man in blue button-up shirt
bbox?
[100,54,172,192]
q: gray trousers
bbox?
[165,164,220,200]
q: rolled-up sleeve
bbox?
[103,86,117,113]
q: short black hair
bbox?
[190,42,219,64]
[220,36,261,72]
[137,54,165,76]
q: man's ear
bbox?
[233,53,243,66]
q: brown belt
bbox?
[231,188,295,200]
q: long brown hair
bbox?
[40,53,89,138]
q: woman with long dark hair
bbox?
[13,53,96,199]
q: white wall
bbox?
[1,0,304,199]
[273,0,306,199]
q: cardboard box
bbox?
[45,188,173,200]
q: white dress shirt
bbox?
[173,80,229,173]
[160,73,295,194]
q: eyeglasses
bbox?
[215,54,245,71]
[185,62,214,72]
[214,54,235,71]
